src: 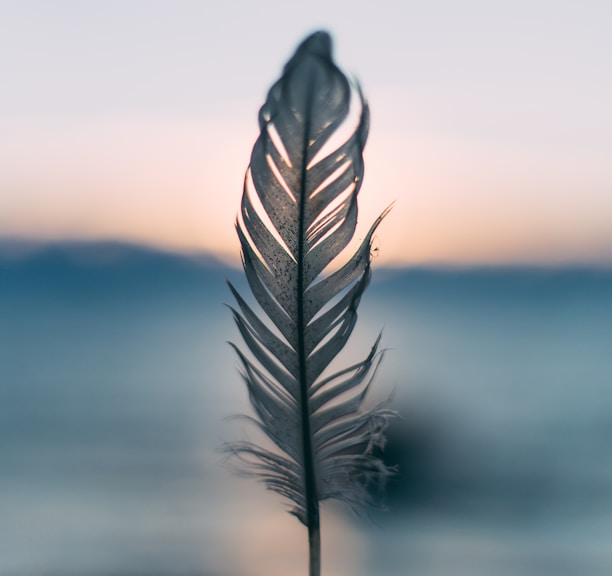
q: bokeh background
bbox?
[2,1,612,575]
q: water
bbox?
[1,243,611,575]
[361,269,612,576]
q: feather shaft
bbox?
[227,30,395,576]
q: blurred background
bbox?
[1,1,612,575]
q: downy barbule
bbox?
[226,30,396,576]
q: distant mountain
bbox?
[0,239,241,300]
[2,238,610,302]
[0,238,229,267]
[372,264,612,303]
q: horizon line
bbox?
[1,235,611,271]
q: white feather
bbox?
[226,30,395,575]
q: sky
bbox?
[1,0,611,266]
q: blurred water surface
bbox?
[1,243,611,575]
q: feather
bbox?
[226,30,395,575]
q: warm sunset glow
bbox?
[0,113,253,263]
[2,2,611,266]
[3,100,610,267]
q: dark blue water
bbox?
[1,243,611,575]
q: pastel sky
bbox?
[1,1,611,266]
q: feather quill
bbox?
[227,31,395,575]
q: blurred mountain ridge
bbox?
[2,238,610,283]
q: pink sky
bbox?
[2,1,611,266]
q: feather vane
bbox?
[227,31,394,529]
